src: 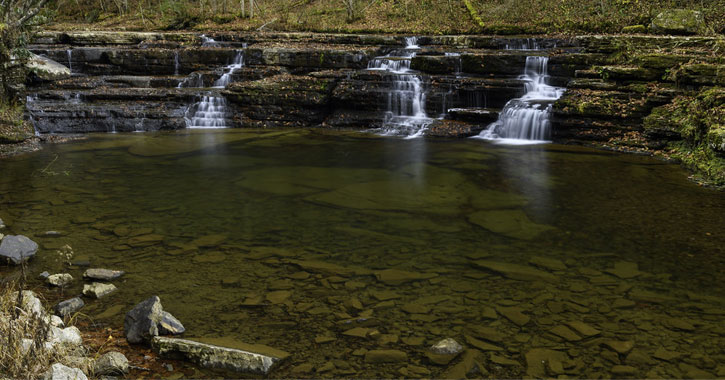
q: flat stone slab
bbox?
[364,349,408,363]
[467,209,555,240]
[0,235,39,264]
[83,282,117,299]
[473,260,559,283]
[151,336,288,374]
[374,269,437,285]
[84,268,125,281]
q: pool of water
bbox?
[1,129,723,378]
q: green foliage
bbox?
[159,0,199,30]
[462,0,484,28]
[645,88,725,185]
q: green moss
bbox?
[644,87,725,185]
[622,25,646,34]
[462,0,485,29]
[0,102,34,144]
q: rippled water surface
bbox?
[1,129,723,378]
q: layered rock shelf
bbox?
[23,31,725,182]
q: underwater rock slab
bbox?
[472,260,558,283]
[151,336,288,374]
[467,209,554,240]
[236,166,386,196]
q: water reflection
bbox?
[496,144,552,222]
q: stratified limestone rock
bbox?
[151,336,288,374]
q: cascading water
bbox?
[187,95,232,128]
[214,49,245,88]
[367,37,432,138]
[201,35,219,47]
[66,49,72,73]
[185,49,245,128]
[174,51,180,76]
[475,56,564,144]
[505,38,540,50]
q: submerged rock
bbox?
[0,235,39,264]
[472,260,558,283]
[364,349,408,363]
[525,348,569,378]
[427,338,464,365]
[151,336,288,374]
[374,269,437,285]
[468,209,555,240]
[83,268,125,281]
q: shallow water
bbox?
[1,129,723,378]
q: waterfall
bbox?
[174,50,180,75]
[214,50,244,88]
[445,52,462,75]
[367,37,432,138]
[201,35,219,47]
[187,95,232,128]
[475,56,564,144]
[505,38,540,51]
[66,49,72,73]
[184,48,246,128]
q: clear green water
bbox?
[1,129,723,378]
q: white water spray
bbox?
[475,56,564,144]
[214,50,244,88]
[187,95,232,128]
[367,37,432,138]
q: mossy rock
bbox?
[622,25,647,34]
[650,9,705,36]
[643,105,683,141]
[706,125,725,154]
[674,63,725,86]
[633,54,694,71]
